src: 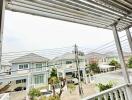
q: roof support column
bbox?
[26,74,30,100]
[0,0,5,70]
[112,24,132,100]
[125,28,132,53]
[112,24,130,83]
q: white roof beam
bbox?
[8,1,112,26]
[6,3,111,30]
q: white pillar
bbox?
[112,24,132,100]
[0,0,5,70]
[48,84,51,90]
[88,74,92,83]
[125,28,132,52]
[26,75,30,100]
[83,69,88,84]
[112,24,130,83]
[63,71,67,91]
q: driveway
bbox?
[10,91,26,100]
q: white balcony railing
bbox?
[82,84,131,100]
[0,93,9,100]
[32,67,48,72]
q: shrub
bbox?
[109,60,120,68]
[96,81,119,100]
[128,57,132,68]
[89,63,100,74]
[96,83,113,92]
[48,94,60,100]
[39,96,47,100]
[96,81,115,92]
[29,88,41,100]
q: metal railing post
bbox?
[112,24,132,100]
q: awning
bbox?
[5,0,132,31]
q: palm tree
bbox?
[48,68,59,96]
[67,83,76,94]
[58,77,66,97]
[48,68,66,97]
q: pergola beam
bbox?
[10,0,113,25]
[112,24,130,83]
[6,4,111,30]
[6,0,132,31]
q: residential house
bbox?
[85,52,108,65]
[9,53,49,88]
[1,64,11,75]
[85,52,115,72]
[104,52,119,63]
[51,52,88,83]
[105,51,132,64]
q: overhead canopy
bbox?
[5,0,132,31]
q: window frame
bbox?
[18,64,29,70]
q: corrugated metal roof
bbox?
[5,0,132,31]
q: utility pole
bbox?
[74,44,83,96]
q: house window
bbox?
[36,63,42,71]
[34,74,44,84]
[16,79,26,84]
[19,65,23,69]
[18,64,29,70]
[24,64,28,69]
[22,79,26,83]
[36,63,42,68]
[66,61,72,64]
[16,80,21,84]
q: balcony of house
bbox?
[31,65,49,73]
[1,0,132,100]
[82,83,131,100]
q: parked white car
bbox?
[72,78,78,85]
[40,88,60,97]
[40,89,52,97]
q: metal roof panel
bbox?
[5,0,132,31]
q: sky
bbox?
[2,10,128,53]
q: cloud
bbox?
[3,10,115,53]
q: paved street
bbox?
[61,83,96,100]
[9,83,96,100]
[10,91,26,100]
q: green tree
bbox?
[109,60,120,69]
[48,68,59,96]
[89,63,100,74]
[48,68,66,97]
[28,88,41,100]
[67,83,76,94]
[128,57,132,68]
